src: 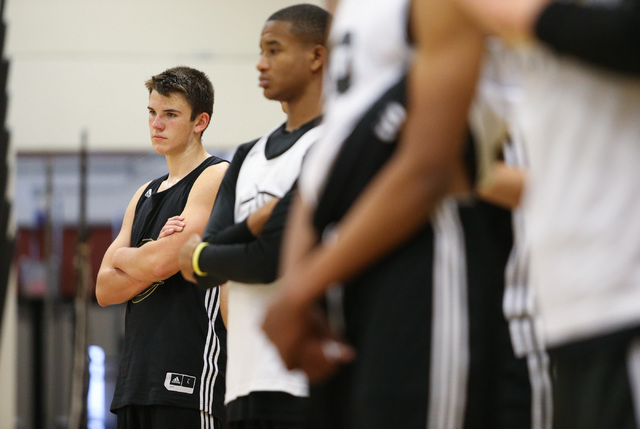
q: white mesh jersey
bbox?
[299,0,412,206]
[225,124,322,405]
[509,35,640,347]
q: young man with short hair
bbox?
[96,66,228,429]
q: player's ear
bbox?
[194,112,210,134]
[310,44,327,73]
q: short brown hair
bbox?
[145,66,214,134]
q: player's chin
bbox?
[262,88,281,101]
[152,142,176,157]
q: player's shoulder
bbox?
[132,180,154,202]
[202,154,229,168]
[195,159,228,186]
[235,139,261,158]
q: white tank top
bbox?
[512,39,640,347]
[226,125,322,404]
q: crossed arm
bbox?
[95,164,227,306]
[178,190,289,288]
[171,142,289,288]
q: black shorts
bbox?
[550,328,640,429]
[116,405,223,429]
[226,392,309,427]
[309,200,530,429]
[229,420,306,429]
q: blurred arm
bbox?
[281,0,486,307]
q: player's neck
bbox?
[284,84,323,132]
[164,142,209,186]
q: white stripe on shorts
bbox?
[428,198,469,429]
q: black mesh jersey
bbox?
[111,156,228,423]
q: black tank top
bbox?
[111,156,227,422]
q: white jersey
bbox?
[225,125,321,405]
[510,40,640,347]
[299,0,412,205]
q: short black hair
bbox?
[145,66,214,124]
[267,4,331,46]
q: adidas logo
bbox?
[164,372,196,394]
[145,189,153,198]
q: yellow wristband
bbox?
[192,242,209,277]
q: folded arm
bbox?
[477,161,526,209]
[194,189,293,288]
[111,163,227,284]
[96,183,153,306]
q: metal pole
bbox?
[33,154,54,429]
[69,130,90,429]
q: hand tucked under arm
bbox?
[157,216,185,239]
[477,161,526,209]
[247,198,280,236]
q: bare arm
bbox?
[110,163,227,283]
[283,0,485,307]
[95,183,152,307]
